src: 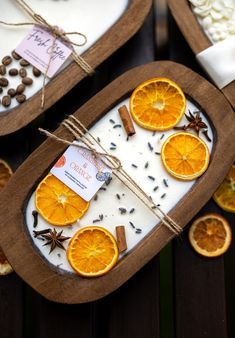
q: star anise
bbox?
[36,228,70,254]
[174,110,208,135]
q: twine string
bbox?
[39,116,182,235]
[0,0,94,108]
[68,116,182,234]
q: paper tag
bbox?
[15,24,72,78]
[50,144,112,202]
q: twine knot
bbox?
[39,115,182,236]
[0,0,94,109]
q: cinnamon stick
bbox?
[118,105,136,136]
[116,225,127,253]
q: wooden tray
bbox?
[0,0,152,137]
[168,0,235,110]
[0,61,234,304]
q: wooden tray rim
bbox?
[0,61,235,304]
[0,0,152,137]
[167,0,235,110]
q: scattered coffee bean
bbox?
[16,84,25,94]
[0,65,6,76]
[7,88,16,97]
[9,68,18,76]
[19,68,27,78]
[22,77,33,85]
[16,94,26,104]
[0,77,9,87]
[2,56,12,66]
[12,50,21,60]
[20,59,30,67]
[2,95,11,107]
[0,87,3,94]
[33,67,41,77]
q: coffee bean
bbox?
[22,77,33,86]
[19,68,27,78]
[2,56,12,66]
[16,84,25,94]
[8,88,16,97]
[0,87,3,94]
[9,68,18,76]
[0,65,6,76]
[0,78,9,87]
[20,59,30,67]
[16,94,26,104]
[32,67,41,77]
[11,50,21,60]
[2,95,11,107]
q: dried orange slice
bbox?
[67,226,119,277]
[189,214,232,257]
[0,159,12,189]
[35,174,89,226]
[0,159,13,275]
[130,77,186,131]
[0,249,13,275]
[161,132,210,180]
[213,165,235,213]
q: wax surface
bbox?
[0,0,128,112]
[25,97,214,274]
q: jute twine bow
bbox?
[39,116,182,236]
[0,0,94,108]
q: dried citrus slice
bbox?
[189,214,232,257]
[67,226,119,277]
[161,132,210,180]
[213,165,235,213]
[0,159,12,189]
[130,77,186,131]
[0,249,13,275]
[35,174,89,226]
[0,159,13,275]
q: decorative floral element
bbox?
[189,0,235,43]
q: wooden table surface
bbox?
[0,7,234,338]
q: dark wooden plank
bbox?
[93,9,161,338]
[108,257,160,338]
[173,205,227,338]
[24,288,93,338]
[94,257,160,338]
[0,274,23,338]
[222,209,235,338]
[0,127,34,338]
[169,14,228,338]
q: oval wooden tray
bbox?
[168,0,235,110]
[0,61,234,304]
[0,0,152,137]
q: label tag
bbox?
[15,24,72,78]
[50,143,112,202]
